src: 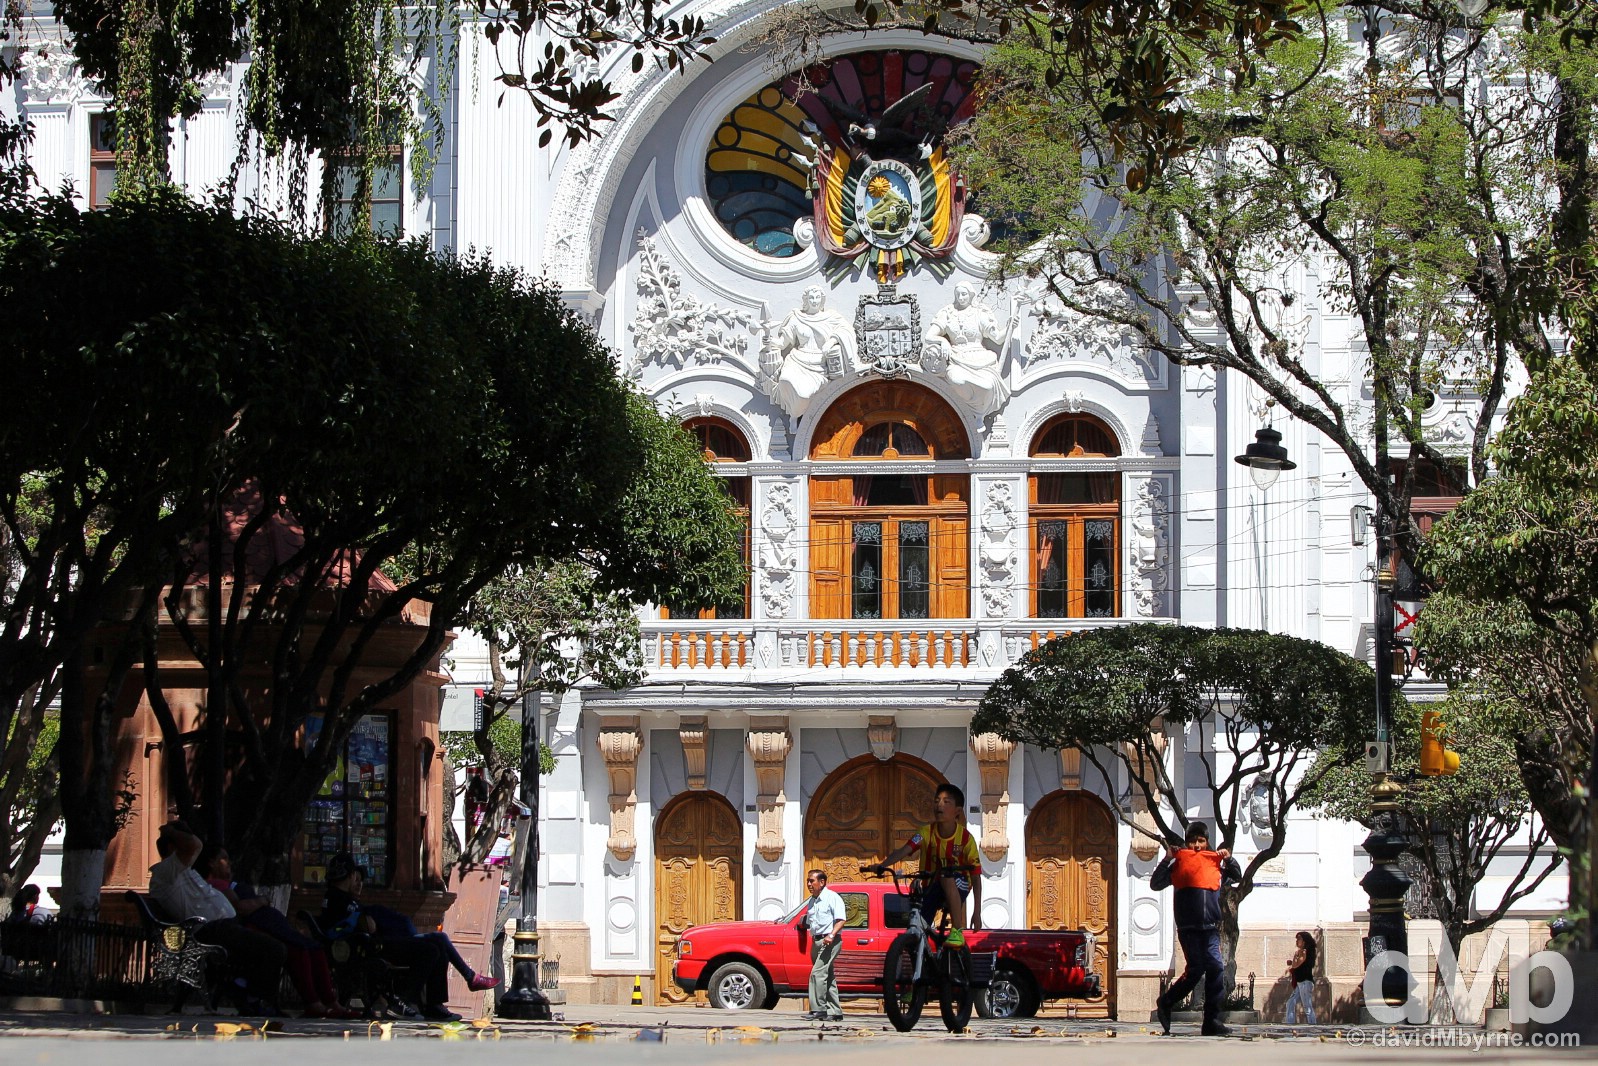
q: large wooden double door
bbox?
[654,792,741,1005]
[803,754,942,884]
[1026,790,1116,1016]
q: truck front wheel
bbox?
[975,964,1040,1019]
[705,961,768,1010]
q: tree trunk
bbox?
[57,848,106,919]
[1218,889,1241,997]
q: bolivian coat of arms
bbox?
[799,74,969,283]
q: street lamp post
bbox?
[498,694,552,1019]
[1238,418,1410,1009]
[1234,424,1297,631]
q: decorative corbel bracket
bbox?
[868,715,898,761]
[1058,747,1082,792]
[969,732,1015,862]
[597,717,643,861]
[1123,727,1168,862]
[680,716,708,791]
[746,720,792,862]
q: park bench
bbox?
[125,890,229,1011]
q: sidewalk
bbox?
[0,997,1588,1060]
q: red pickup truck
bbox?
[671,880,1100,1018]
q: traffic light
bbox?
[1419,710,1460,776]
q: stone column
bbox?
[969,732,1015,861]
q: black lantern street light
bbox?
[498,693,552,1019]
[1235,424,1297,630]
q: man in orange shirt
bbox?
[1151,821,1240,1036]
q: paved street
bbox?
[0,1002,1589,1063]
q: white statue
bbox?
[923,282,1018,419]
[758,286,856,421]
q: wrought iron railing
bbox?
[0,917,150,1000]
[539,957,560,991]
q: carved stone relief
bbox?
[1129,476,1172,618]
[628,229,755,377]
[679,717,708,791]
[979,481,1018,618]
[867,716,898,762]
[597,718,643,861]
[1023,282,1154,384]
[18,46,94,105]
[746,721,792,862]
[969,732,1015,861]
[757,482,798,619]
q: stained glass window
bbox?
[705,51,981,258]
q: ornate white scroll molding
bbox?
[1022,280,1157,386]
[757,482,798,619]
[868,716,898,762]
[1129,475,1172,618]
[680,716,708,792]
[596,718,643,861]
[19,45,94,106]
[969,732,1015,862]
[1123,731,1167,862]
[979,481,1018,618]
[627,229,755,377]
[746,721,792,862]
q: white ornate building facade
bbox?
[6,2,1560,1018]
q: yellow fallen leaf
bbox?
[366,1021,393,1041]
[213,1023,245,1037]
[470,1017,493,1028]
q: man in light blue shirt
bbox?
[803,870,847,1021]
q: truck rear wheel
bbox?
[975,963,1040,1019]
[705,961,767,1010]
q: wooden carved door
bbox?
[655,792,741,1005]
[804,754,942,885]
[1026,790,1116,1017]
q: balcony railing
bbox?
[640,620,1117,671]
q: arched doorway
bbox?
[1026,790,1116,1017]
[654,792,742,1004]
[803,753,943,883]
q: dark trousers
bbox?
[1161,927,1225,1026]
[378,935,449,1007]
[194,918,288,1003]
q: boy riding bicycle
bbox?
[864,782,981,947]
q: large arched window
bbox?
[808,383,969,619]
[662,418,750,619]
[1030,414,1121,618]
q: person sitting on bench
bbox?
[149,820,286,1011]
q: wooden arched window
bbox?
[663,418,751,619]
[1030,414,1120,618]
[809,383,970,619]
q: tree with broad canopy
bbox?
[973,623,1376,983]
[1,188,744,906]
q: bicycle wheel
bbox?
[883,934,927,1032]
[939,943,973,1032]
